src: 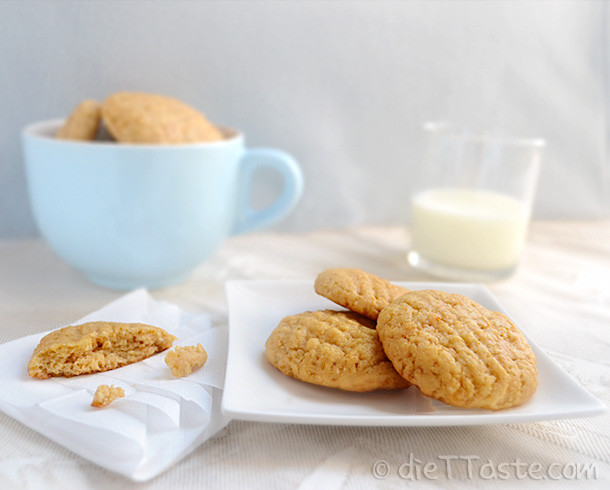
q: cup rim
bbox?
[22,118,244,148]
[422,121,546,148]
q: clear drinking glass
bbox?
[407,122,545,282]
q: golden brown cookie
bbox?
[91,384,125,408]
[28,321,177,379]
[101,92,224,144]
[165,343,208,377]
[56,99,102,141]
[265,309,410,392]
[377,290,537,410]
[314,268,409,320]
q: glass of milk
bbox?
[407,122,544,281]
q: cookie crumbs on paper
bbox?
[165,343,208,378]
[91,384,125,408]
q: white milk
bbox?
[410,188,530,271]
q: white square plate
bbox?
[222,281,605,426]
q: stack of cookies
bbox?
[265,268,538,411]
[55,92,224,144]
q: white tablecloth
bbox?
[0,221,608,489]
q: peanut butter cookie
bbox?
[28,321,177,379]
[314,268,409,320]
[101,92,224,144]
[56,99,102,141]
[377,290,537,410]
[265,309,410,392]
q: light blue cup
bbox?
[22,119,304,290]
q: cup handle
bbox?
[232,148,304,235]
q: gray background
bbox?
[1,0,608,238]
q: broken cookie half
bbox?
[28,321,177,379]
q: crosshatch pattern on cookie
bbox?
[377,290,537,410]
[265,309,410,392]
[314,268,409,320]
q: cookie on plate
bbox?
[56,99,102,141]
[28,321,177,379]
[265,309,410,392]
[101,92,224,144]
[377,290,537,410]
[314,268,409,321]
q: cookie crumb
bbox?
[165,343,208,377]
[91,384,125,407]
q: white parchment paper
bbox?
[0,289,230,481]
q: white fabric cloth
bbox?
[0,221,608,489]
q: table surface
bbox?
[0,221,609,489]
